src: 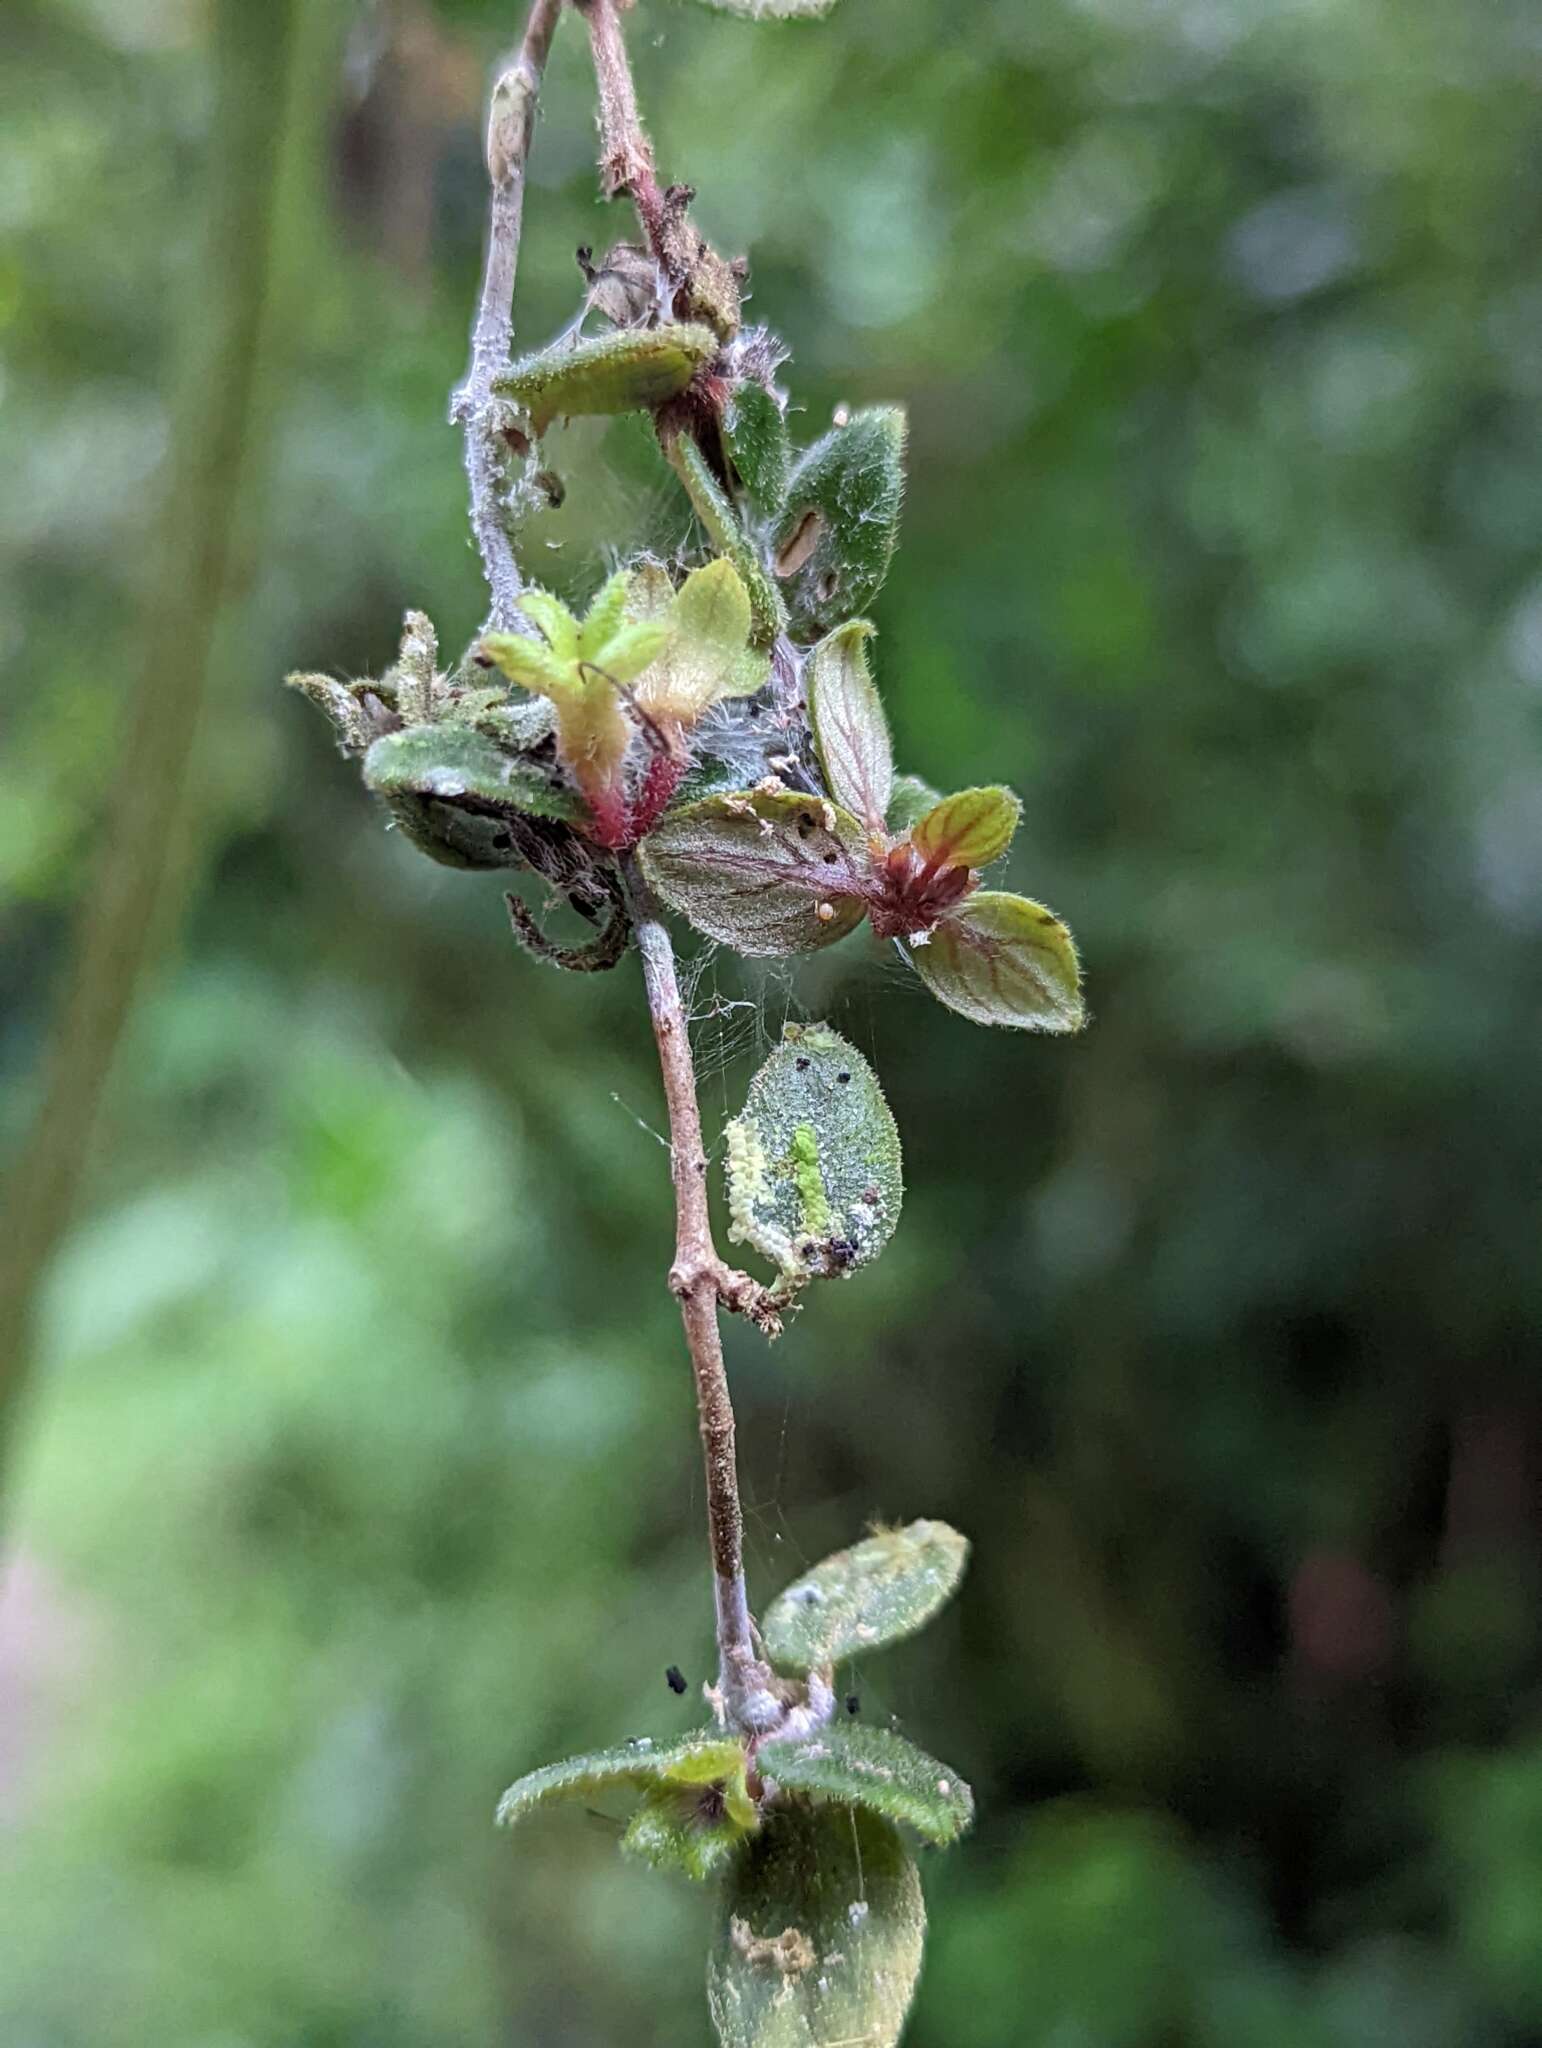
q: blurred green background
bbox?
[4,0,1542,2041]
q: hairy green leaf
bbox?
[910,785,1022,870]
[496,1731,743,1830]
[762,1519,969,1672]
[759,1724,974,1847]
[707,1802,924,2048]
[914,890,1084,1032]
[725,1022,901,1294]
[772,407,906,639]
[364,724,582,823]
[885,772,943,836]
[665,433,787,648]
[639,788,867,955]
[623,1782,756,1883]
[723,378,791,517]
[807,620,892,833]
[493,324,718,436]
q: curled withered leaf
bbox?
[493,324,719,436]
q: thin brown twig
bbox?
[451,0,565,632]
[624,860,786,1734]
[574,0,669,257]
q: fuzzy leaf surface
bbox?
[762,1519,969,1672]
[639,788,867,955]
[725,1022,901,1291]
[914,889,1084,1032]
[885,772,943,835]
[723,378,791,516]
[493,324,718,436]
[807,620,892,833]
[772,407,906,639]
[667,433,787,647]
[759,1724,974,1846]
[910,785,1021,870]
[363,724,582,822]
[636,560,769,724]
[707,1802,924,2048]
[496,1732,743,1830]
[622,1782,757,1883]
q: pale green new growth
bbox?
[708,1803,925,2048]
[773,407,906,639]
[916,889,1085,1032]
[761,1519,969,1672]
[639,788,867,955]
[759,1723,975,1846]
[493,323,718,436]
[666,432,787,648]
[632,559,770,725]
[724,1023,902,1297]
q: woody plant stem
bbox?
[458,0,778,1734]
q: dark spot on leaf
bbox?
[666,1664,687,1695]
[795,1056,811,1071]
[836,1071,851,1084]
[846,1693,861,1716]
[822,851,838,864]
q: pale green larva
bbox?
[724,1023,902,1299]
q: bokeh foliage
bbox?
[3,0,1542,2042]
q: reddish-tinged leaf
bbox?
[914,890,1084,1032]
[807,620,892,834]
[639,788,869,956]
[910,785,1021,871]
